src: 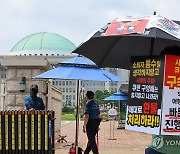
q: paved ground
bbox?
[55,120,152,154]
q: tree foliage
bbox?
[62,106,75,114]
[81,90,116,105]
[94,90,112,104]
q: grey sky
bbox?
[0,0,179,54]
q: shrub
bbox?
[62,106,75,114]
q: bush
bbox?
[62,106,75,114]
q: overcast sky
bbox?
[0,0,179,54]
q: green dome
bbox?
[10,32,76,55]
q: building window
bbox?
[111,81,117,86]
[66,88,68,92]
[63,81,65,85]
[59,81,61,85]
[73,95,75,100]
[69,88,72,92]
[66,81,68,85]
[69,81,72,85]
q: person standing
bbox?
[83,91,100,154]
[24,84,45,110]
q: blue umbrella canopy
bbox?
[35,55,125,150]
[35,55,124,82]
[60,54,96,66]
[103,91,128,101]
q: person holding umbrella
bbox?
[83,91,100,154]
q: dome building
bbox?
[9,32,76,56]
[7,32,77,65]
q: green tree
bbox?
[81,90,115,105]
[94,90,111,104]
[62,106,75,114]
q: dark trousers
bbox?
[145,147,164,154]
[84,120,99,154]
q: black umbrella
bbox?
[73,15,180,69]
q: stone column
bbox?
[1,56,50,110]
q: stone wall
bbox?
[48,83,62,134]
[1,56,50,110]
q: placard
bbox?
[125,56,165,134]
[161,55,180,135]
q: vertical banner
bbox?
[21,111,25,154]
[1,111,5,154]
[161,54,180,135]
[15,111,18,154]
[45,111,48,153]
[24,111,28,153]
[34,111,38,154]
[31,112,34,153]
[41,111,45,154]
[11,111,15,152]
[125,56,165,134]
[18,111,22,153]
[5,112,8,152]
[38,111,41,152]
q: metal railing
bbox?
[0,110,55,154]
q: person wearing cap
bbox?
[83,91,100,154]
[24,84,45,110]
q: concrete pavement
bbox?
[55,120,152,154]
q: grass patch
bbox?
[61,113,76,121]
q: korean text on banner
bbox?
[125,56,165,134]
[161,55,180,135]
